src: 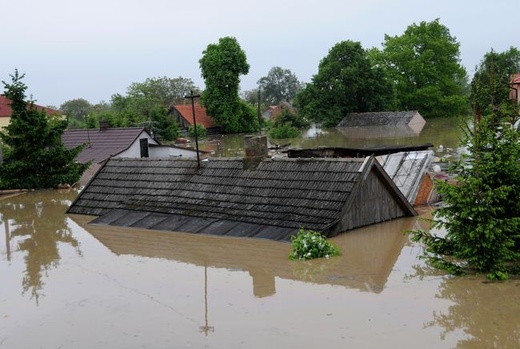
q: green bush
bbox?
[289,228,340,261]
[269,122,299,139]
[188,124,207,138]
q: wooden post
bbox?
[184,91,201,167]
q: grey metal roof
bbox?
[376,150,435,204]
[68,157,415,241]
[61,127,152,164]
[337,111,424,128]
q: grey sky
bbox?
[1,0,516,107]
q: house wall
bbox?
[115,133,159,159]
[149,146,199,158]
[333,168,409,236]
[0,117,10,129]
[409,112,426,126]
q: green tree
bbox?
[410,101,520,280]
[373,18,469,118]
[470,47,520,116]
[60,98,92,128]
[241,88,260,105]
[257,66,303,105]
[199,36,259,133]
[0,70,89,189]
[126,76,199,106]
[272,108,310,129]
[296,40,395,127]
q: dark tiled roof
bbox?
[337,111,424,127]
[68,157,415,241]
[172,102,217,129]
[0,95,61,118]
[61,127,151,164]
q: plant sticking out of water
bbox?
[409,102,520,280]
[289,228,340,261]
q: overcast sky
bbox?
[1,0,516,107]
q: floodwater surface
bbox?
[204,117,467,157]
[2,118,520,348]
[2,190,520,349]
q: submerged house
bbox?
[67,155,416,241]
[168,102,220,134]
[286,146,436,206]
[262,101,297,121]
[337,111,426,138]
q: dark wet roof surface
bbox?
[337,111,424,127]
[61,127,150,164]
[69,157,371,240]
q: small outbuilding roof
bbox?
[61,127,154,164]
[337,110,425,128]
[68,156,416,241]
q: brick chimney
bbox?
[243,135,268,170]
[99,120,110,130]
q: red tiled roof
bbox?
[172,102,218,129]
[61,127,152,164]
[511,73,520,85]
[0,95,61,118]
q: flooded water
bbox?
[203,117,467,158]
[2,118,520,348]
[2,191,520,348]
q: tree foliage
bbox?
[410,101,520,280]
[199,36,259,133]
[257,66,303,105]
[0,70,89,189]
[273,108,310,129]
[60,98,92,127]
[470,47,520,116]
[126,76,198,106]
[61,76,194,141]
[373,18,469,118]
[296,40,395,127]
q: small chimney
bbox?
[244,135,268,157]
[243,135,268,170]
[99,120,110,130]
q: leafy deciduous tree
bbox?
[59,98,92,127]
[126,76,198,106]
[470,47,520,117]
[0,70,89,189]
[199,36,259,133]
[257,66,303,105]
[373,18,469,118]
[296,40,395,127]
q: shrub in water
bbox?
[289,228,340,261]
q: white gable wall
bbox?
[149,146,199,158]
[114,131,159,158]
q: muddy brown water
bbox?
[2,118,520,348]
[2,191,520,348]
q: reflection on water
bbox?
[428,277,520,349]
[69,214,417,296]
[1,189,81,304]
[204,117,467,157]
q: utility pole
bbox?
[184,91,201,168]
